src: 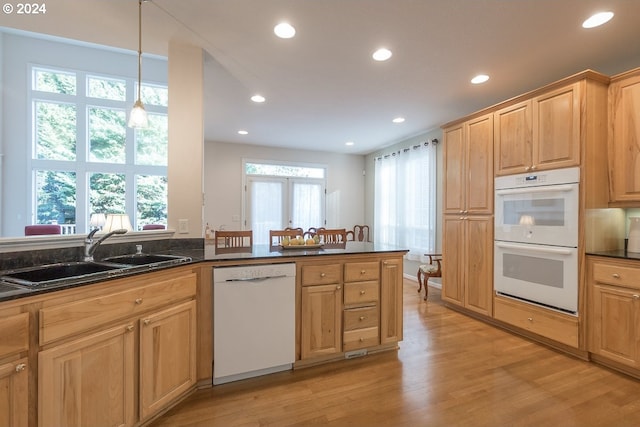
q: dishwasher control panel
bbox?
[213,263,296,282]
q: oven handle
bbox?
[495,184,576,196]
[495,241,574,255]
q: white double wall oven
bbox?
[494,167,580,314]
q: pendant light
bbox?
[128,0,149,128]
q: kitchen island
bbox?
[0,240,408,427]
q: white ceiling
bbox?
[2,0,640,154]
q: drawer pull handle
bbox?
[527,317,533,322]
[320,273,326,278]
[126,325,134,332]
[143,319,151,326]
[15,363,26,373]
[135,298,143,305]
[360,290,366,295]
[612,273,620,279]
[359,316,366,321]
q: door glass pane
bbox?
[35,170,76,226]
[89,173,126,215]
[291,181,322,230]
[250,181,284,245]
[88,107,126,163]
[34,101,76,160]
[502,253,563,288]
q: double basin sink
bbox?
[0,254,192,289]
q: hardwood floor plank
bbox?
[152,281,640,427]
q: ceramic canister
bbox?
[628,217,640,253]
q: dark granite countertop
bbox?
[587,249,640,261]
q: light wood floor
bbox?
[152,281,640,427]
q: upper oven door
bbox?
[495,182,579,247]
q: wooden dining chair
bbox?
[346,224,370,242]
[316,228,347,248]
[214,230,253,254]
[417,253,442,300]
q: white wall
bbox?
[204,141,366,236]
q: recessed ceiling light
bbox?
[372,48,392,61]
[274,22,296,38]
[238,130,248,135]
[392,117,405,123]
[471,74,490,84]
[251,94,266,103]
[582,11,614,28]
[345,141,355,146]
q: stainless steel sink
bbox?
[0,261,126,287]
[103,253,191,267]
[0,254,191,288]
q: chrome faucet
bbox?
[83,228,128,261]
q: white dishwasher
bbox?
[213,263,295,385]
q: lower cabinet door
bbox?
[38,323,135,427]
[139,300,197,420]
[301,284,342,359]
[0,357,28,427]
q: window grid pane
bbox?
[136,175,168,229]
[33,68,76,94]
[87,76,126,101]
[88,107,126,163]
[35,170,77,225]
[34,101,77,160]
[136,113,168,166]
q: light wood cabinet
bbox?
[494,81,581,176]
[38,323,136,427]
[380,258,403,344]
[588,257,640,369]
[443,113,493,215]
[608,69,640,203]
[0,311,29,427]
[300,283,342,359]
[38,269,197,427]
[442,215,493,317]
[140,300,197,419]
[343,261,380,352]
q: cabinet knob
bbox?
[320,273,326,278]
[15,363,26,373]
[633,295,640,300]
[527,317,533,322]
[336,285,341,291]
[360,270,366,275]
[612,273,620,279]
[530,165,537,170]
[143,319,151,325]
[135,298,143,305]
[359,316,365,321]
[126,325,134,332]
[359,337,364,342]
[360,290,366,295]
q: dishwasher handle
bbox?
[225,274,289,282]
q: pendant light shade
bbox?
[128,0,148,129]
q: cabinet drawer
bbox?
[344,306,378,331]
[343,327,379,352]
[592,262,640,289]
[301,264,341,286]
[344,262,379,282]
[40,273,197,345]
[494,297,578,347]
[0,312,29,358]
[344,281,379,305]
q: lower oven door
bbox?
[494,241,578,313]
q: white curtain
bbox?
[374,141,437,260]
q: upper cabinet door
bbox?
[494,100,532,176]
[532,82,581,172]
[609,72,640,203]
[466,113,494,214]
[443,124,465,214]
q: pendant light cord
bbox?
[137,0,143,102]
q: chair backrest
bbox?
[214,230,253,254]
[25,224,62,236]
[269,229,303,249]
[317,228,347,248]
[142,224,165,230]
[346,224,370,242]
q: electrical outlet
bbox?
[178,219,189,234]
